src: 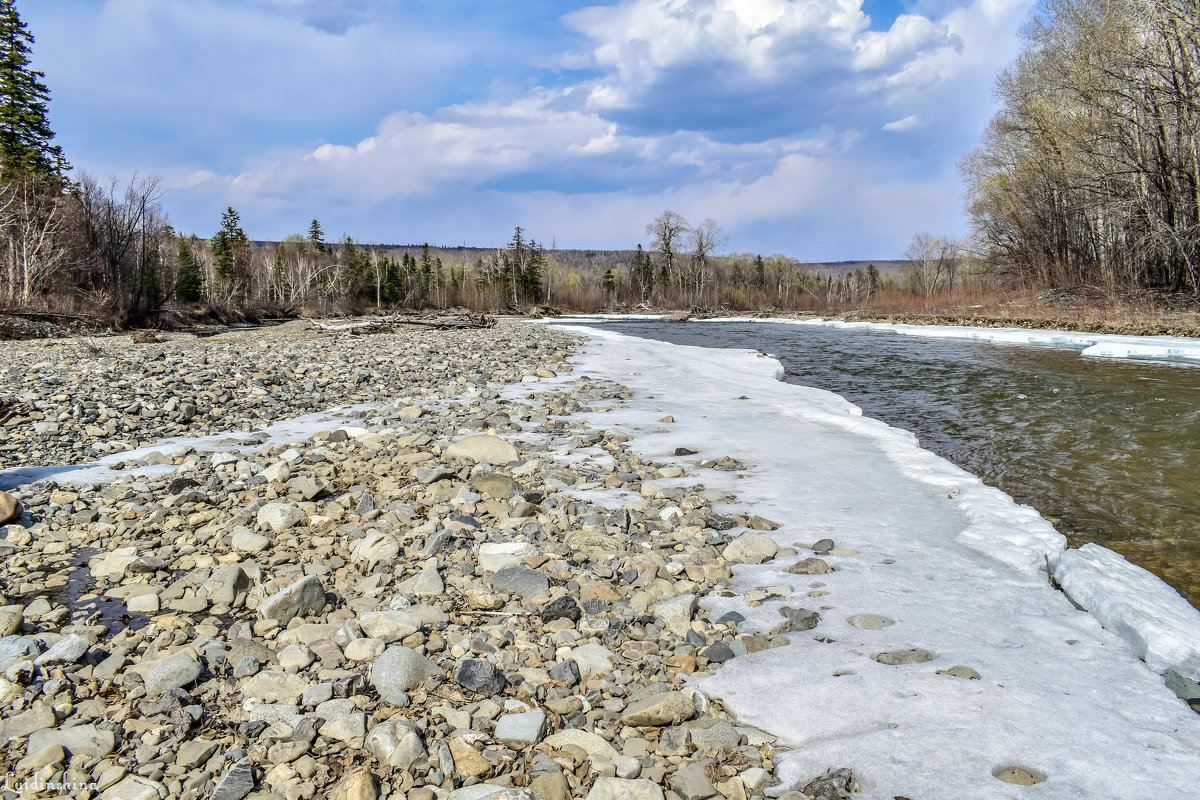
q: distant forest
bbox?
[2,0,1197,325]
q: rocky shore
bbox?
[0,321,846,800]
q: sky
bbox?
[23,0,1036,260]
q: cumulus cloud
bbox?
[883,114,923,131]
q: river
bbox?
[556,319,1200,608]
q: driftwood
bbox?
[310,312,495,334]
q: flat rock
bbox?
[493,711,546,747]
[847,614,894,630]
[445,434,519,464]
[478,542,539,573]
[145,652,203,696]
[491,565,549,598]
[35,633,89,666]
[211,756,255,800]
[543,729,618,759]
[28,725,115,758]
[231,528,270,554]
[723,532,778,565]
[620,691,695,727]
[874,648,937,665]
[586,777,665,800]
[99,776,164,800]
[257,502,306,532]
[242,671,310,703]
[359,610,422,642]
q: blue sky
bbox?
[24,0,1034,259]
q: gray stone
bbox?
[688,720,742,751]
[231,528,270,554]
[99,776,163,800]
[176,738,220,769]
[258,575,326,625]
[620,692,695,727]
[145,652,203,696]
[27,725,115,758]
[414,465,456,484]
[779,606,820,632]
[0,635,39,670]
[365,718,427,770]
[700,642,735,663]
[455,658,506,695]
[257,502,305,532]
[801,768,854,800]
[670,761,717,800]
[203,565,251,606]
[211,757,255,800]
[874,648,937,665]
[540,596,581,623]
[445,434,519,464]
[811,538,835,553]
[493,711,546,747]
[585,778,664,800]
[653,594,697,638]
[371,646,439,703]
[34,634,89,666]
[788,557,833,575]
[847,614,894,630]
[722,532,778,565]
[550,659,580,686]
[491,565,549,598]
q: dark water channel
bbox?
[560,320,1200,608]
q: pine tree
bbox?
[308,219,325,253]
[213,207,247,281]
[176,236,204,302]
[0,0,66,178]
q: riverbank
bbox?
[0,321,808,800]
[0,320,1198,799]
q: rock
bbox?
[801,768,854,800]
[847,614,894,630]
[937,665,981,680]
[257,502,306,532]
[874,648,937,665]
[778,606,820,632]
[330,768,378,800]
[176,738,220,769]
[412,565,444,597]
[550,659,580,686]
[242,671,310,703]
[211,757,255,800]
[359,610,422,642]
[263,461,291,483]
[571,643,614,679]
[91,546,140,579]
[445,434,519,464]
[723,532,778,565]
[493,711,546,746]
[258,575,326,625]
[586,777,665,800]
[478,542,538,572]
[491,565,549,598]
[34,633,89,666]
[543,728,619,759]
[701,642,735,663]
[365,719,426,770]
[620,692,695,727]
[320,712,368,742]
[0,491,20,524]
[231,528,270,554]
[448,736,492,778]
[28,725,115,758]
[127,594,159,614]
[993,765,1046,785]
[0,609,19,637]
[0,635,39,669]
[145,652,203,696]
[100,776,164,800]
[788,557,832,575]
[653,594,697,638]
[689,720,743,750]
[0,704,55,740]
[455,658,507,695]
[811,538,835,553]
[540,595,582,622]
[371,646,439,702]
[204,564,251,605]
[529,772,571,800]
[473,473,517,497]
[350,531,401,568]
[671,761,718,800]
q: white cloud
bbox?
[883,114,923,131]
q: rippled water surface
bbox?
[562,320,1200,608]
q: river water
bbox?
[558,319,1200,608]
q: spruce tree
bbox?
[308,219,325,253]
[176,236,204,302]
[213,207,247,281]
[0,0,67,178]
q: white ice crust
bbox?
[551,322,1200,800]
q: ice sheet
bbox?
[697,316,1200,365]
[551,322,1200,799]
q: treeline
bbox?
[964,0,1200,292]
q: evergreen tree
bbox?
[754,255,766,289]
[176,236,204,302]
[308,219,325,253]
[630,243,654,301]
[523,241,546,303]
[0,0,67,178]
[213,207,247,281]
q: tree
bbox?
[176,235,203,302]
[213,206,247,282]
[646,210,689,287]
[629,243,654,302]
[684,218,723,300]
[0,0,66,179]
[308,219,325,253]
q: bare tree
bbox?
[646,210,689,289]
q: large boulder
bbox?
[0,491,20,524]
